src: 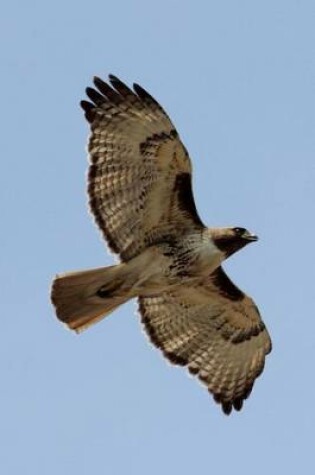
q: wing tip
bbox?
[108,73,120,84]
[133,82,157,105]
[213,392,245,415]
[80,100,95,123]
[81,74,167,125]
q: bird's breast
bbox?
[192,238,223,275]
[168,232,224,278]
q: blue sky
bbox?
[1,0,315,473]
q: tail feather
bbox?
[51,265,130,333]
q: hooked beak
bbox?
[244,231,259,242]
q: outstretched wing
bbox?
[139,267,272,414]
[81,75,204,261]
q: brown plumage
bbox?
[51,75,271,415]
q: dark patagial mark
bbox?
[173,173,205,228]
[211,267,244,301]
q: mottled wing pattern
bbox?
[139,267,272,414]
[81,75,204,261]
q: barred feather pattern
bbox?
[82,75,204,262]
[139,268,272,415]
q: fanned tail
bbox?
[51,264,130,333]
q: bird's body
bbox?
[51,75,271,415]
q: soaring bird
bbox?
[51,75,271,414]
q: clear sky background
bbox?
[1,1,315,473]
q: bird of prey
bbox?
[51,74,271,415]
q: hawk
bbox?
[51,75,272,415]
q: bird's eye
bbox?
[233,227,246,235]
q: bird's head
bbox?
[211,227,258,258]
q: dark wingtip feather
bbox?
[93,76,104,86]
[213,392,243,415]
[93,76,109,93]
[80,100,95,123]
[222,402,233,416]
[133,82,151,99]
[85,87,104,105]
[109,74,135,97]
[232,398,244,412]
[93,76,121,102]
[243,383,254,400]
[108,73,120,82]
[133,82,161,108]
[80,100,93,112]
